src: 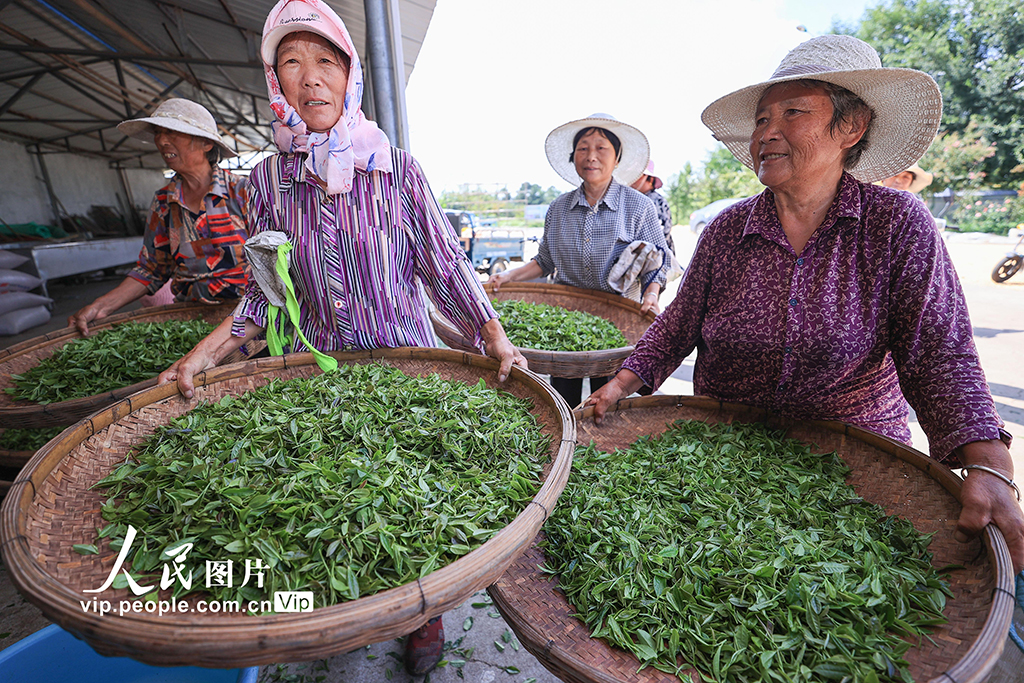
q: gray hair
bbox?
[775,79,875,170]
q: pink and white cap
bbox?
[261,0,352,66]
[260,0,392,195]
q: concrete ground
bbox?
[1,226,1022,682]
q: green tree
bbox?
[514,182,560,205]
[919,120,997,194]
[838,0,1024,187]
[666,146,762,222]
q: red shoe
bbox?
[404,615,445,676]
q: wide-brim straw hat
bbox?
[701,34,941,184]
[545,113,650,187]
[905,163,934,193]
[118,98,237,158]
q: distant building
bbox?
[525,204,549,221]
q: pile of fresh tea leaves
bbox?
[543,420,951,683]
[0,426,63,451]
[493,300,628,352]
[7,320,214,404]
[89,363,550,608]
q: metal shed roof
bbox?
[0,0,435,168]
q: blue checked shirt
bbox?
[534,180,670,300]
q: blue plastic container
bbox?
[0,625,259,683]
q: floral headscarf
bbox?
[261,0,393,195]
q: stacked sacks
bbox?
[0,251,51,336]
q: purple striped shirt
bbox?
[233,148,495,351]
[624,173,1007,462]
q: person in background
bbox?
[587,34,1024,573]
[881,162,933,195]
[632,160,675,254]
[69,99,249,335]
[489,113,671,407]
[159,1,525,674]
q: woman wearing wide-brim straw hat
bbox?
[882,162,934,194]
[68,98,250,335]
[489,113,673,407]
[586,34,1024,574]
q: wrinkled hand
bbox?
[582,376,631,424]
[488,271,511,292]
[640,291,661,316]
[68,303,104,336]
[157,346,217,399]
[956,467,1024,574]
[486,335,528,383]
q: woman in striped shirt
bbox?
[159,1,525,673]
[161,0,524,397]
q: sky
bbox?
[404,0,878,194]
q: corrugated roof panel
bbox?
[0,0,436,166]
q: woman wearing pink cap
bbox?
[631,160,675,255]
[160,0,525,672]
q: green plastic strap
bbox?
[267,242,338,373]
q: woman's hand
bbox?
[68,278,149,335]
[158,346,218,399]
[640,290,661,315]
[489,270,512,291]
[582,370,645,424]
[955,440,1024,573]
[157,316,256,399]
[480,318,527,382]
[68,302,105,337]
[489,260,543,292]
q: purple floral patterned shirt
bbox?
[623,173,1007,462]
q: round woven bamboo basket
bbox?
[0,348,575,667]
[430,283,656,379]
[489,396,1015,683]
[0,301,259,429]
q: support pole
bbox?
[33,145,62,229]
[363,0,409,150]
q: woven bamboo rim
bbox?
[490,396,1014,683]
[0,301,259,429]
[0,347,575,667]
[431,282,656,379]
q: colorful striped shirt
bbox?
[536,180,671,300]
[128,168,249,302]
[232,148,496,352]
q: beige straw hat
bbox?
[701,34,941,184]
[118,98,237,158]
[903,163,934,193]
[545,113,650,187]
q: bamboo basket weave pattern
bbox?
[0,301,254,429]
[489,396,1015,683]
[0,348,575,667]
[431,283,656,379]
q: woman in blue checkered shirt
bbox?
[490,113,671,406]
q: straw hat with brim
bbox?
[904,163,934,194]
[700,34,941,184]
[118,98,237,158]
[545,113,650,187]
